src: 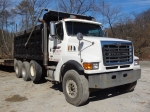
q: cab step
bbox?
[45,77,53,81]
[46,66,56,70]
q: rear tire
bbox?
[14,59,17,71]
[29,60,42,82]
[116,81,137,92]
[15,60,22,78]
[63,70,89,106]
[22,61,31,81]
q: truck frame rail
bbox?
[0,59,14,66]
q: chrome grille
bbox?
[101,41,133,66]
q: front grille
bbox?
[101,41,133,66]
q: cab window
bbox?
[56,23,64,40]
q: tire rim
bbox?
[30,64,35,77]
[22,66,26,78]
[66,79,77,98]
[15,65,19,75]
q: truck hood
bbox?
[82,36,131,42]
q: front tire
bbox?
[22,61,31,81]
[63,70,89,106]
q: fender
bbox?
[60,60,84,82]
[64,60,84,71]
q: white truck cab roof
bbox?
[63,18,102,26]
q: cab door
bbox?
[49,22,64,62]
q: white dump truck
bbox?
[2,10,141,106]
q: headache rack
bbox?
[43,10,95,23]
[101,41,133,66]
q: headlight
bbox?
[134,60,139,65]
[83,62,99,70]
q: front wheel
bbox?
[63,70,89,106]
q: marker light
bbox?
[83,62,99,70]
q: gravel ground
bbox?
[0,62,150,112]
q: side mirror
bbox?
[50,22,56,36]
[77,32,83,40]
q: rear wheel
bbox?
[22,62,31,81]
[29,60,42,82]
[63,70,89,106]
[116,81,137,92]
[14,59,17,71]
[15,60,22,78]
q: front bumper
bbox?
[88,69,141,89]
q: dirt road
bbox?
[0,62,150,112]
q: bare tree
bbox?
[58,0,95,14]
[0,0,13,58]
[94,1,122,37]
[131,11,150,58]
[112,9,150,59]
[113,15,133,38]
[12,0,51,31]
[0,0,12,30]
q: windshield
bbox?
[65,21,104,37]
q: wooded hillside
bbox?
[0,0,150,60]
